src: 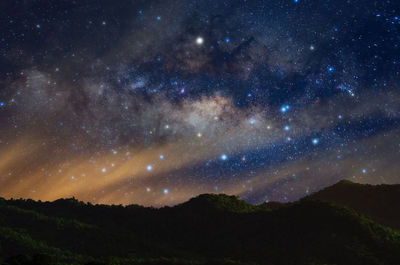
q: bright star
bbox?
[221,154,228,161]
[146,165,152,171]
[159,155,164,159]
[284,125,290,131]
[196,37,204,45]
[163,189,169,194]
[312,138,319,145]
[280,105,290,113]
[101,168,106,173]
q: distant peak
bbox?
[336,179,355,184]
[176,193,257,213]
[335,179,359,185]
[331,179,362,187]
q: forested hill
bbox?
[1,180,400,265]
[304,180,400,229]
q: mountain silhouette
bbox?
[304,179,400,230]
[1,180,400,265]
[174,194,259,213]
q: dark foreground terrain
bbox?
[1,180,400,265]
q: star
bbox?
[196,37,204,45]
[280,105,290,113]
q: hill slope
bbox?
[304,180,400,229]
[1,182,400,265]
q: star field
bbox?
[0,0,399,206]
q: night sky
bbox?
[0,0,399,206]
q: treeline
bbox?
[0,186,400,265]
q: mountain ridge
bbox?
[1,180,400,265]
[303,179,400,229]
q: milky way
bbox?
[0,0,399,206]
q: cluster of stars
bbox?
[280,105,290,113]
[0,0,398,206]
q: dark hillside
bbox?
[304,180,400,230]
[1,182,400,265]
